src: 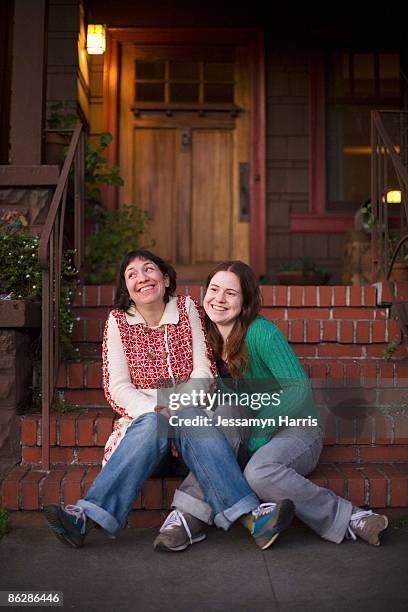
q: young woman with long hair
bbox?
[156,260,388,551]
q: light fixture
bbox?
[86,24,106,55]
[386,189,402,204]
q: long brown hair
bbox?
[114,250,177,312]
[205,261,262,377]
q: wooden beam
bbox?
[9,0,46,164]
[0,165,59,186]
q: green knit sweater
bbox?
[219,316,320,456]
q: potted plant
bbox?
[276,257,331,286]
[389,253,408,282]
[387,235,408,282]
[0,211,79,359]
[45,101,79,165]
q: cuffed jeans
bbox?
[173,404,353,544]
[76,407,259,536]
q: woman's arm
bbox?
[254,319,312,412]
[247,318,317,454]
[102,312,157,420]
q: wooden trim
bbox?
[107,28,262,45]
[290,214,353,233]
[102,34,119,209]
[102,27,266,272]
[309,53,325,216]
[0,165,59,186]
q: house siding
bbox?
[264,45,342,281]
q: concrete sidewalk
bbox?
[1,522,407,611]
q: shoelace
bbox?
[346,509,374,541]
[159,510,193,544]
[252,502,277,520]
[65,505,87,535]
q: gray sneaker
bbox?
[347,507,388,546]
[154,510,207,552]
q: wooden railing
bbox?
[38,124,85,470]
[371,110,408,281]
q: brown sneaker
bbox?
[347,507,388,546]
[153,510,207,552]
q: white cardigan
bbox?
[102,296,214,464]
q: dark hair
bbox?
[205,261,262,378]
[114,250,177,312]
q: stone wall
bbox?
[0,330,33,474]
[0,188,53,236]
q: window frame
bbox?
[290,50,402,233]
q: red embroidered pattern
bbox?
[102,295,216,415]
[101,295,216,464]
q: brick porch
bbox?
[1,282,408,526]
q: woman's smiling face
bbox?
[203,270,243,328]
[125,257,169,308]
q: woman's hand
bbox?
[170,441,179,458]
[154,406,172,419]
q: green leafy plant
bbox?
[0,508,10,537]
[361,200,376,228]
[383,339,399,361]
[47,101,78,131]
[0,214,79,359]
[47,104,124,206]
[278,257,330,278]
[0,214,42,300]
[84,133,124,207]
[388,235,408,264]
[85,204,154,284]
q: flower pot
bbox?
[44,132,70,165]
[0,300,41,328]
[275,271,330,286]
[389,262,408,282]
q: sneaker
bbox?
[347,507,388,546]
[251,500,295,550]
[153,510,207,552]
[43,504,92,548]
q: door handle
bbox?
[181,129,192,152]
[239,162,250,221]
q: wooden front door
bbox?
[119,44,250,281]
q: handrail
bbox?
[371,111,408,281]
[372,111,408,192]
[38,123,85,470]
[39,124,84,268]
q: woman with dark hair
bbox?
[156,260,388,551]
[44,250,294,550]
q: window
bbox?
[134,59,235,106]
[326,52,401,212]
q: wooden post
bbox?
[9,0,46,164]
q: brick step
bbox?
[2,462,408,511]
[20,411,408,465]
[54,385,408,412]
[72,283,408,309]
[56,359,408,390]
[72,313,403,345]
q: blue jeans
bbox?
[77,407,259,536]
[174,404,352,544]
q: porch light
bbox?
[386,189,402,204]
[86,25,106,55]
